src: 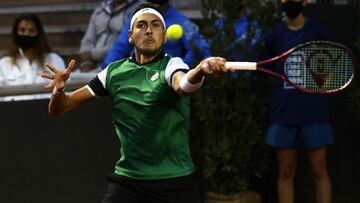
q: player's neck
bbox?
[285,14,305,31]
[135,51,161,64]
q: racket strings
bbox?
[285,42,354,93]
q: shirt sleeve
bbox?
[87,68,109,96]
[165,57,189,87]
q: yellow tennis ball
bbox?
[166,24,183,41]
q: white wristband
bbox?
[179,72,204,93]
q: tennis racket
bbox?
[225,41,356,94]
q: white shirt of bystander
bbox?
[0,48,65,101]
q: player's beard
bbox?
[136,44,162,57]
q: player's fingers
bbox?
[44,81,55,89]
[45,63,58,73]
[212,58,227,72]
[201,60,213,74]
[206,60,218,72]
[220,62,229,72]
[66,59,76,73]
[214,62,223,72]
[208,57,227,72]
[40,72,54,79]
[227,67,236,73]
[215,57,227,72]
[210,59,225,73]
[213,57,226,64]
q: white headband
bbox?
[130,8,166,30]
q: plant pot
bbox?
[204,191,261,203]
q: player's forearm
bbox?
[48,90,70,116]
[186,65,206,84]
[173,67,204,96]
[49,86,93,115]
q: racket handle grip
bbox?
[225,62,257,70]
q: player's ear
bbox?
[164,32,168,43]
[128,31,133,44]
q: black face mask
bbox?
[15,35,39,50]
[147,0,169,6]
[282,1,304,19]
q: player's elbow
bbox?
[48,109,65,116]
[48,105,68,116]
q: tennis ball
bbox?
[166,24,183,41]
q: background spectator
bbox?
[79,0,142,72]
[264,0,333,202]
[0,13,65,101]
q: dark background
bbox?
[0,99,117,203]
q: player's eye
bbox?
[136,23,145,29]
[152,22,161,28]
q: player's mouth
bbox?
[144,37,155,43]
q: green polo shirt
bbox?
[91,53,194,180]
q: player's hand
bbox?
[41,59,76,90]
[198,57,235,75]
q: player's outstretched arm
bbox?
[172,57,235,95]
[41,60,95,116]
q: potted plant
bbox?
[192,73,269,203]
[192,0,281,202]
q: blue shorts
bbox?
[266,124,334,149]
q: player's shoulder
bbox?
[167,55,185,64]
[106,58,129,71]
[161,53,176,65]
[164,53,173,59]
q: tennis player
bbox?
[41,3,233,203]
